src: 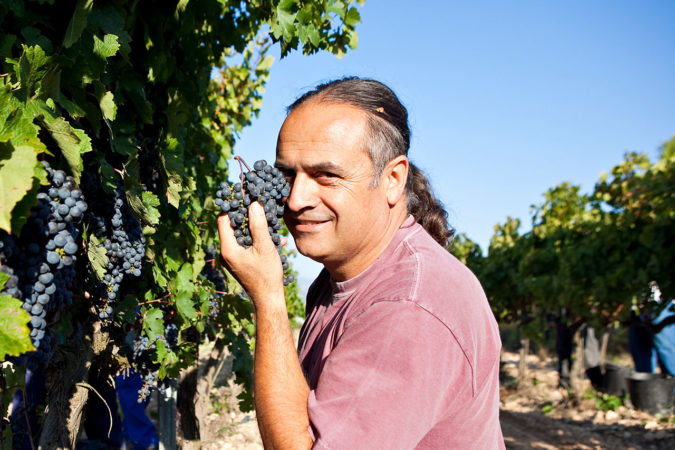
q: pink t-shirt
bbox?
[298,216,504,449]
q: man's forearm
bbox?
[254,298,313,449]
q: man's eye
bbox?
[279,170,294,182]
[318,172,338,179]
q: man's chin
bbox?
[293,241,326,263]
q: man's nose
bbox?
[286,174,318,211]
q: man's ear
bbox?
[381,155,409,206]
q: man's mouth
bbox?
[291,218,329,232]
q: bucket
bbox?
[626,372,675,415]
[601,363,631,396]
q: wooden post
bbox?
[570,326,585,403]
[159,378,177,450]
[518,338,530,390]
[599,327,610,370]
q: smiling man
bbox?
[218,77,504,449]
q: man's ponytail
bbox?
[406,163,454,246]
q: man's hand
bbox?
[217,201,285,306]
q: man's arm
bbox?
[218,202,312,449]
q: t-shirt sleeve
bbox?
[307,300,473,449]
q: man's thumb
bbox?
[248,201,270,246]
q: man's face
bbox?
[275,101,392,277]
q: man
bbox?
[218,77,504,449]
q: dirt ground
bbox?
[498,352,674,449]
[193,351,674,449]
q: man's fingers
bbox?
[248,202,270,248]
[217,214,238,257]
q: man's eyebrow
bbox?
[274,162,294,172]
[276,161,344,173]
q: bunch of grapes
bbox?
[128,323,179,401]
[130,333,157,401]
[202,248,227,318]
[0,161,87,367]
[83,187,146,320]
[215,157,294,286]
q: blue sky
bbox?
[231,0,675,289]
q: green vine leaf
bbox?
[63,0,94,48]
[122,155,160,226]
[344,6,361,27]
[143,308,164,341]
[176,291,197,322]
[93,34,120,59]
[12,44,50,100]
[0,295,34,360]
[159,138,183,208]
[97,155,118,194]
[175,263,197,322]
[176,263,194,292]
[141,191,161,225]
[42,117,91,183]
[0,142,39,233]
[274,0,297,41]
[87,233,109,281]
[99,91,116,121]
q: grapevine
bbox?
[0,0,359,445]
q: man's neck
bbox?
[325,206,409,282]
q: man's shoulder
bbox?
[346,225,501,390]
[365,224,486,313]
[363,225,499,339]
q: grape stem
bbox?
[234,155,253,172]
[234,155,253,186]
[137,299,170,306]
[138,291,173,306]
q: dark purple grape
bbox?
[46,252,60,265]
[64,241,78,255]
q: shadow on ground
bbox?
[502,409,674,450]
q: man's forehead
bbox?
[281,101,367,135]
[275,102,370,164]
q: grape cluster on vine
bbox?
[202,248,227,318]
[0,161,87,368]
[128,323,179,401]
[81,182,147,320]
[215,158,294,286]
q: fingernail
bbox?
[250,202,264,216]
